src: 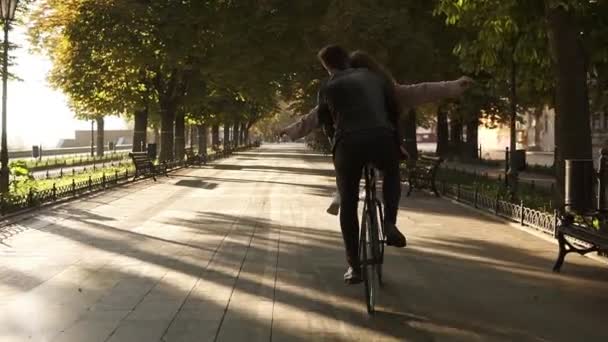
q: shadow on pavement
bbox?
[18,204,606,341]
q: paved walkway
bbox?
[0,143,607,342]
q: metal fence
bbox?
[31,160,131,180]
[440,181,558,236]
[0,144,258,217]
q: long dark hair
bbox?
[349,50,396,84]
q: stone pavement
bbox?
[0,143,607,342]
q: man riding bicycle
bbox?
[316,45,406,284]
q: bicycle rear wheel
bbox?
[360,201,380,314]
[360,201,372,313]
[375,199,385,286]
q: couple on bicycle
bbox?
[283,45,472,284]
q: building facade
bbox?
[479,106,605,157]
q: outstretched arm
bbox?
[396,76,473,109]
[281,106,319,141]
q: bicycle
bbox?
[359,164,386,314]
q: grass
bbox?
[16,152,130,170]
[10,164,135,197]
[12,147,224,195]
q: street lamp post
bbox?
[0,0,18,193]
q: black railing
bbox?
[439,181,559,236]
[0,143,258,217]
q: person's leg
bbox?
[372,134,406,247]
[334,138,365,278]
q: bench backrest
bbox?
[129,152,152,169]
[405,155,444,176]
[419,155,443,166]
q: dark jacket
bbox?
[317,68,400,146]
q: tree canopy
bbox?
[23,0,608,201]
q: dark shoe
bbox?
[343,266,362,284]
[385,224,406,248]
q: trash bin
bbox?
[565,159,594,214]
[32,145,40,159]
[147,143,157,160]
[108,142,115,151]
[512,149,526,171]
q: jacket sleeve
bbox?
[396,80,464,109]
[282,106,320,140]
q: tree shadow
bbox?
[174,179,218,190]
[3,142,608,341]
[210,163,336,178]
[398,191,512,224]
[178,174,335,195]
[29,205,608,340]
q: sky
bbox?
[1,24,128,150]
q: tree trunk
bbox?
[465,111,480,160]
[197,125,208,155]
[133,107,148,152]
[154,126,160,144]
[449,117,463,157]
[174,111,185,160]
[244,122,251,143]
[508,50,519,194]
[185,124,190,149]
[240,122,247,145]
[90,120,95,157]
[223,123,231,151]
[436,105,449,157]
[159,102,176,161]
[533,107,543,148]
[546,3,592,208]
[96,116,104,157]
[212,124,220,146]
[233,123,240,147]
[189,125,195,149]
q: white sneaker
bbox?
[326,193,340,216]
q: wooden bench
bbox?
[553,216,608,272]
[185,148,206,166]
[206,144,225,161]
[129,152,166,181]
[211,144,225,158]
[401,155,444,197]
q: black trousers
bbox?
[333,130,401,268]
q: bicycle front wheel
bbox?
[375,199,385,286]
